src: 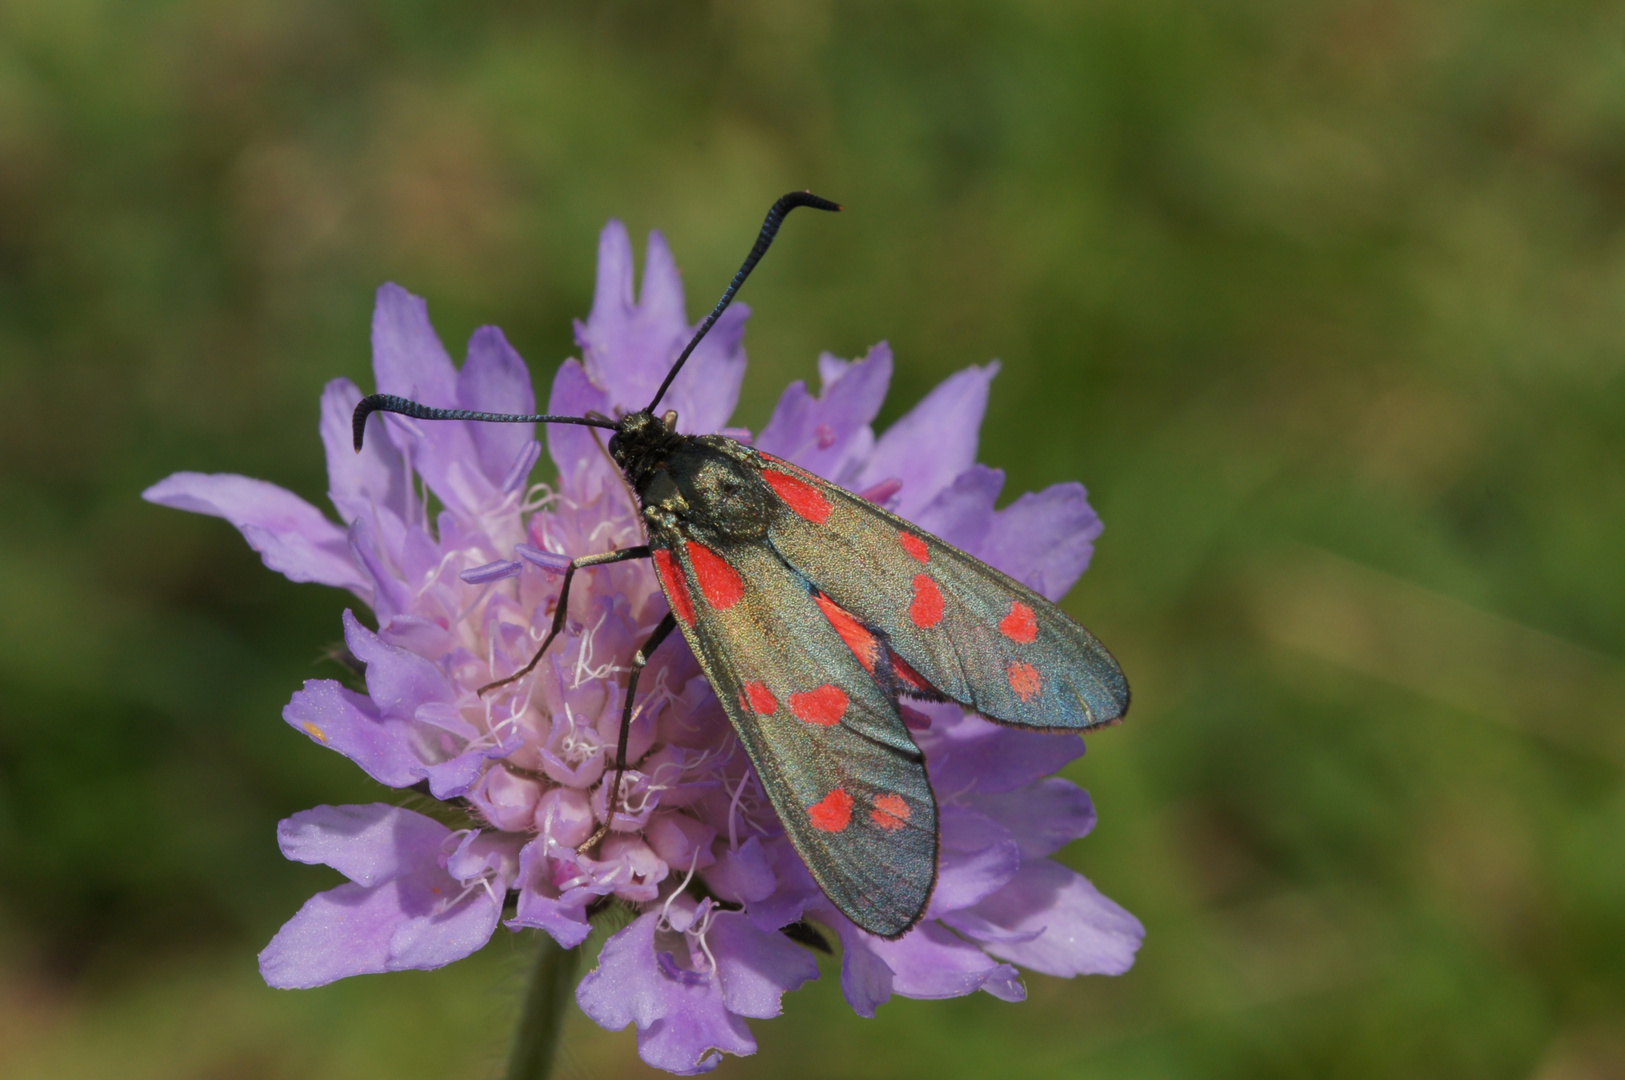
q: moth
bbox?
[353,193,1129,938]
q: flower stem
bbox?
[506,935,579,1080]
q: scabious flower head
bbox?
[144,219,1143,1074]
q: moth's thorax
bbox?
[635,437,778,546]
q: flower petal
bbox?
[927,808,1021,918]
[709,911,820,1019]
[143,472,368,596]
[737,839,823,935]
[705,836,776,907]
[855,362,999,519]
[369,284,500,516]
[259,805,501,988]
[320,378,414,526]
[372,282,458,403]
[864,920,1025,1002]
[424,738,522,800]
[281,679,421,788]
[346,517,414,624]
[826,914,895,1018]
[343,610,455,721]
[276,803,449,887]
[962,778,1097,859]
[574,223,746,434]
[573,222,673,411]
[946,858,1144,978]
[757,343,892,482]
[576,912,754,1075]
[977,482,1102,601]
[544,358,618,500]
[910,465,1005,552]
[445,828,524,888]
[665,300,748,435]
[459,325,536,486]
[507,839,599,948]
[469,766,543,833]
[260,880,413,988]
[259,878,501,988]
[510,891,595,949]
[386,884,505,972]
[922,713,1084,795]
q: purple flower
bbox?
[144,220,1141,1074]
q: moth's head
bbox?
[608,409,683,474]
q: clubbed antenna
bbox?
[351,394,617,451]
[645,191,841,414]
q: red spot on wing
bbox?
[909,574,944,629]
[790,684,849,726]
[653,549,694,626]
[808,788,853,832]
[1008,661,1042,702]
[686,541,744,610]
[1000,601,1038,644]
[871,793,910,830]
[763,468,832,524]
[899,531,929,563]
[813,592,880,673]
[742,681,778,715]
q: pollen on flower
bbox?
[301,722,328,743]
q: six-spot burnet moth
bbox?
[351,192,1130,938]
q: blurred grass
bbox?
[2,0,1624,1077]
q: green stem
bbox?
[505,935,579,1080]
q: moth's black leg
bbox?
[477,546,652,697]
[584,611,678,851]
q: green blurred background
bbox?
[2,0,1624,1076]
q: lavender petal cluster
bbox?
[144,220,1143,1075]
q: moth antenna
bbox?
[645,191,841,414]
[352,394,618,452]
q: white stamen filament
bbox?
[656,849,704,933]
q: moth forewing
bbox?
[647,521,938,939]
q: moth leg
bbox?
[477,545,652,696]
[584,611,678,851]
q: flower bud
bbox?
[470,766,542,832]
[535,785,595,848]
